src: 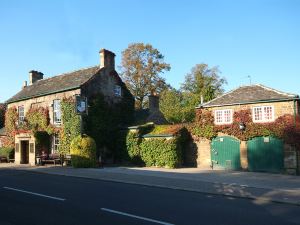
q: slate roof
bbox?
[7,66,101,103]
[200,84,299,108]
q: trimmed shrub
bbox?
[125,125,190,168]
[140,138,181,168]
[70,135,97,168]
[0,147,14,160]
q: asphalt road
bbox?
[0,169,299,225]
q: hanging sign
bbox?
[75,96,88,115]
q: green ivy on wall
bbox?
[192,109,300,149]
[60,97,81,154]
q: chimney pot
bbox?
[22,81,27,89]
[99,49,115,70]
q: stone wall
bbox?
[191,135,298,174]
[81,69,123,104]
[7,89,80,125]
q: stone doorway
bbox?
[20,140,29,164]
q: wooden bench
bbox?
[41,154,61,166]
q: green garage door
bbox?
[211,136,241,170]
[247,136,283,173]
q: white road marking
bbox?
[101,208,175,225]
[3,186,66,201]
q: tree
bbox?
[160,88,195,123]
[120,43,171,109]
[181,64,227,104]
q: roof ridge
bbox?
[200,86,238,107]
[255,84,297,97]
[35,65,99,84]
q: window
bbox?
[52,134,60,153]
[18,106,25,124]
[53,100,61,125]
[114,85,122,97]
[214,109,233,125]
[253,106,274,122]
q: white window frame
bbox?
[53,100,61,125]
[18,106,25,124]
[252,106,275,123]
[214,109,233,125]
[114,85,122,97]
[52,134,60,153]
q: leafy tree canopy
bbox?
[120,43,171,109]
[181,64,227,104]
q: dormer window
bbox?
[214,109,233,125]
[53,100,61,125]
[114,85,122,97]
[253,106,274,122]
[18,106,25,124]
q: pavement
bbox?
[1,163,300,206]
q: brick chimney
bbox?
[99,49,115,70]
[29,70,43,85]
[148,94,160,114]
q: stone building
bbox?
[6,49,133,165]
[194,84,300,174]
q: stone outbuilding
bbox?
[194,84,300,174]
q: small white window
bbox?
[52,134,60,153]
[53,100,61,125]
[253,106,274,122]
[18,106,25,124]
[114,85,122,97]
[214,109,233,125]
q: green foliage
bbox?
[5,106,55,148]
[120,43,171,109]
[70,135,97,168]
[34,131,50,154]
[126,131,142,164]
[0,147,14,160]
[191,109,217,140]
[60,97,81,154]
[26,107,49,131]
[193,109,300,149]
[140,138,181,168]
[85,93,134,161]
[181,64,227,105]
[4,107,18,146]
[124,125,190,168]
[160,89,195,123]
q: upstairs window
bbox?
[214,109,233,125]
[53,100,61,125]
[18,106,25,124]
[114,85,122,97]
[253,106,274,122]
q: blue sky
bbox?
[0,0,299,102]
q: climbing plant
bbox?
[60,97,81,154]
[192,108,300,149]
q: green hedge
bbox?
[0,147,14,160]
[125,125,189,168]
[140,138,181,168]
[70,135,97,168]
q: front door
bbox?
[20,141,29,164]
